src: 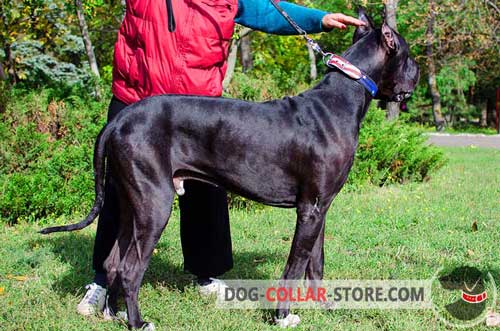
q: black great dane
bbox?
[41,9,419,330]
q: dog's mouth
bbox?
[376,91,413,102]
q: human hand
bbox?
[322,13,366,30]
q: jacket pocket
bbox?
[184,0,237,68]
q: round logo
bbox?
[431,266,497,328]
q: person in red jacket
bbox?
[77,0,365,316]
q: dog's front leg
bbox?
[275,200,327,327]
[305,222,325,281]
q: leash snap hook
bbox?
[322,53,334,66]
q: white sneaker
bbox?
[197,278,228,297]
[77,283,107,316]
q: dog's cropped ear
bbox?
[381,23,399,54]
[353,7,375,43]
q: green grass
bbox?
[1,147,499,330]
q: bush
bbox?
[349,106,445,187]
[0,86,445,224]
[0,87,108,224]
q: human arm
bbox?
[235,0,365,35]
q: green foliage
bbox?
[348,105,445,187]
[251,33,313,93]
[435,60,478,123]
[0,87,108,224]
[225,70,306,101]
[11,39,91,87]
[397,0,499,129]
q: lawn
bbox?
[1,147,499,330]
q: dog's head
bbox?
[351,8,420,102]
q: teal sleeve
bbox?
[235,0,327,35]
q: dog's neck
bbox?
[311,33,388,122]
[340,34,387,84]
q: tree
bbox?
[425,0,445,131]
[0,60,5,81]
[240,34,253,72]
[223,28,252,90]
[384,0,401,120]
[75,0,101,99]
[306,44,317,80]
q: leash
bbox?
[268,0,378,97]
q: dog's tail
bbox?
[39,124,111,234]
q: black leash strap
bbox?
[166,0,176,32]
[268,0,307,36]
[268,0,378,96]
[268,0,326,56]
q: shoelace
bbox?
[83,284,104,305]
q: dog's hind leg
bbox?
[104,241,121,315]
[117,181,175,330]
[104,191,134,317]
[275,199,328,326]
[104,232,130,317]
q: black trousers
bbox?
[92,96,233,282]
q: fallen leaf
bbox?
[471,221,478,232]
[6,275,28,282]
[0,287,4,295]
[467,249,475,256]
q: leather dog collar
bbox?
[324,54,378,97]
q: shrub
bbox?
[349,105,445,187]
[11,39,91,88]
[0,87,107,224]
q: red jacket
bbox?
[112,0,238,105]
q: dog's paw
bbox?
[274,314,300,328]
[102,306,128,322]
[141,322,155,331]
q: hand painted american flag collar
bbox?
[323,53,378,97]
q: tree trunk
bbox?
[120,0,126,21]
[386,103,401,120]
[384,0,399,31]
[480,103,488,127]
[4,44,17,85]
[75,0,101,98]
[306,43,317,81]
[0,60,6,81]
[240,34,253,72]
[426,0,445,131]
[384,0,400,120]
[223,28,252,91]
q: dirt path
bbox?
[427,133,500,149]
